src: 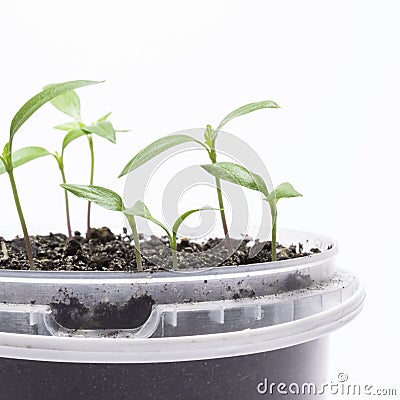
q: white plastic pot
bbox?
[0,230,365,399]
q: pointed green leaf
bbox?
[54,121,82,131]
[172,207,218,235]
[2,143,10,160]
[0,147,51,175]
[123,201,171,240]
[97,112,112,122]
[83,120,117,143]
[45,86,81,121]
[201,162,270,198]
[10,80,102,140]
[119,134,207,177]
[61,184,123,211]
[124,200,152,219]
[265,182,302,203]
[217,100,280,130]
[62,129,87,152]
[204,124,214,148]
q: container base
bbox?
[0,337,329,400]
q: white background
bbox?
[0,0,399,396]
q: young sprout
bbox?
[60,183,143,271]
[61,184,216,270]
[0,80,101,269]
[124,201,217,270]
[201,162,302,261]
[47,87,125,239]
[119,101,280,254]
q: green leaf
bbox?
[119,134,207,177]
[123,201,171,240]
[265,182,302,203]
[97,112,112,122]
[123,200,152,219]
[83,120,117,143]
[204,124,214,148]
[172,207,217,235]
[217,100,280,130]
[2,143,10,160]
[54,121,81,131]
[0,147,51,175]
[201,162,270,198]
[10,80,102,140]
[61,184,124,211]
[62,129,87,152]
[45,86,81,121]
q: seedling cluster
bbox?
[1,80,302,271]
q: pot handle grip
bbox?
[0,300,265,338]
[0,302,166,338]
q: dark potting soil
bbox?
[0,227,320,272]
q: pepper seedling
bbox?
[47,87,126,239]
[119,101,280,254]
[60,183,143,271]
[201,162,302,261]
[265,182,303,260]
[0,80,101,269]
[61,183,216,270]
[124,201,217,270]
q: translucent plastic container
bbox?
[0,230,365,399]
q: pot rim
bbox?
[0,280,364,363]
[0,229,337,281]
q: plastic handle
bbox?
[0,302,164,338]
[0,272,360,339]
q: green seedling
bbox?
[265,182,303,260]
[119,101,280,253]
[60,183,143,271]
[0,80,101,269]
[47,87,126,239]
[125,202,217,271]
[61,184,216,270]
[201,162,302,261]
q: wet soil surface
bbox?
[0,227,320,272]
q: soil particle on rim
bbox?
[50,294,155,330]
[50,297,90,330]
[232,288,256,300]
[0,227,315,272]
[282,272,313,292]
[93,294,155,329]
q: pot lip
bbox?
[0,280,364,363]
[0,229,337,280]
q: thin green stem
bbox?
[86,134,95,238]
[209,149,233,254]
[58,159,73,239]
[7,169,34,269]
[126,214,143,272]
[171,233,178,271]
[271,217,277,262]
